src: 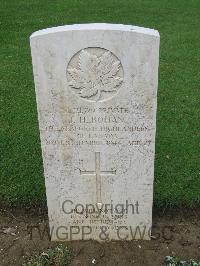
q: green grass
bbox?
[22,244,72,266]
[164,256,200,266]
[0,0,200,207]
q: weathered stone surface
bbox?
[30,23,160,241]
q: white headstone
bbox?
[30,23,160,241]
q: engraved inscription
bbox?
[41,105,153,147]
[80,152,116,204]
[67,48,123,102]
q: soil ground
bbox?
[0,207,199,266]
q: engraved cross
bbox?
[80,152,116,205]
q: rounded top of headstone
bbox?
[30,23,160,39]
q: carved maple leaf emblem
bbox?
[67,49,123,101]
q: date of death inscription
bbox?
[41,106,154,147]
